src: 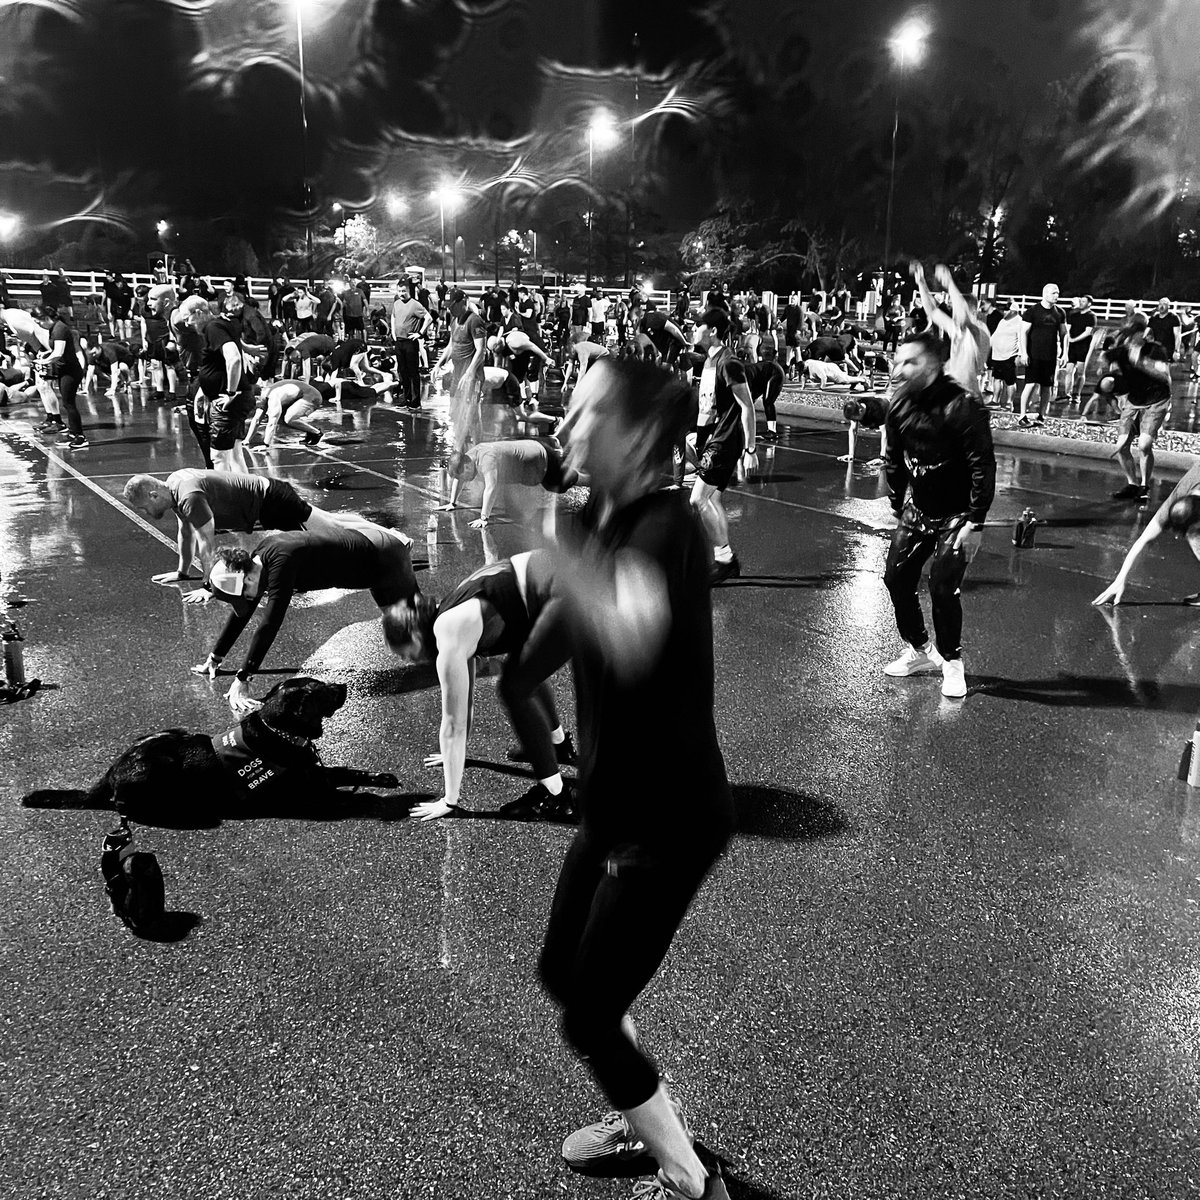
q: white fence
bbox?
[0,266,672,312]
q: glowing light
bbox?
[386,192,407,218]
[156,219,169,235]
[0,213,20,241]
[890,17,930,67]
[331,201,342,213]
[589,110,620,151]
[432,186,463,211]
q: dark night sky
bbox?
[0,0,1196,248]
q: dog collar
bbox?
[259,715,312,748]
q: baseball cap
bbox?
[207,561,256,618]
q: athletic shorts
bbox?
[1024,358,1056,387]
[697,428,743,492]
[1067,343,1091,363]
[1117,396,1171,442]
[208,390,256,450]
[344,317,365,337]
[260,479,312,530]
[992,357,1017,385]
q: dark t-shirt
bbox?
[198,318,250,399]
[571,491,732,848]
[805,336,846,362]
[1021,303,1066,361]
[340,288,365,318]
[94,341,134,367]
[570,295,590,326]
[169,468,271,531]
[985,309,1004,335]
[1148,311,1181,356]
[326,338,368,375]
[784,304,802,335]
[1107,337,1171,405]
[1067,308,1096,340]
[50,320,82,376]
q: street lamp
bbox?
[0,212,19,241]
[882,15,929,282]
[293,0,315,279]
[587,110,619,285]
[432,186,462,284]
[156,220,169,236]
[332,202,346,255]
[386,191,407,220]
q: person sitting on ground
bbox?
[193,515,419,714]
[384,550,578,824]
[123,467,357,593]
[1094,457,1200,606]
[245,379,331,451]
[438,436,578,527]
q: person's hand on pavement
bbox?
[152,571,198,585]
[182,587,212,605]
[190,655,219,680]
[1093,579,1126,606]
[423,752,444,769]
[410,797,460,822]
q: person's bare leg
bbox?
[1018,382,1035,418]
[624,1082,707,1199]
[1114,432,1138,485]
[1137,433,1155,488]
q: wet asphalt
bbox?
[1,379,1199,1200]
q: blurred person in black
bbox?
[1061,296,1096,403]
[537,357,735,1200]
[103,271,134,340]
[140,287,180,402]
[1105,312,1173,504]
[882,330,995,700]
[1016,283,1066,426]
[223,292,273,381]
[1148,297,1181,361]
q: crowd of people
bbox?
[7,252,1200,1199]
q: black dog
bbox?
[22,677,397,827]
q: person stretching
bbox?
[439,436,577,527]
[384,550,577,823]
[193,516,419,714]
[246,380,328,450]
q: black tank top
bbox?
[144,314,170,345]
[438,561,530,657]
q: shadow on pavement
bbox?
[732,784,849,841]
[717,573,848,590]
[349,662,439,696]
[970,673,1200,711]
[136,911,202,943]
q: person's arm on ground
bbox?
[839,421,858,463]
[1093,507,1169,604]
[413,606,482,821]
[468,461,501,528]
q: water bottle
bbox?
[2,620,25,686]
[437,461,449,494]
[426,513,438,540]
[1012,507,1038,548]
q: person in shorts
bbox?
[689,307,759,583]
[178,295,256,473]
[1061,296,1096,403]
[987,306,1021,411]
[1105,312,1173,504]
[1016,283,1066,426]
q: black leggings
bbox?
[883,504,971,660]
[57,372,83,436]
[754,362,785,422]
[496,595,571,780]
[395,337,421,405]
[538,828,725,1110]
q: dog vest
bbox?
[211,724,305,793]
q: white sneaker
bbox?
[941,658,967,698]
[884,643,944,677]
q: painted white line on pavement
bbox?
[15,433,177,554]
[303,444,443,502]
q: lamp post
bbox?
[586,110,618,286]
[332,202,346,256]
[882,16,929,283]
[293,0,314,279]
[433,187,462,285]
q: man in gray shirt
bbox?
[439,436,577,528]
[123,469,352,595]
[390,278,433,408]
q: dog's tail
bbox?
[22,776,113,811]
[22,788,94,810]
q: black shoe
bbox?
[1017,416,1032,428]
[759,428,779,443]
[35,418,64,434]
[497,780,578,824]
[506,733,578,767]
[710,554,741,585]
[303,430,323,446]
[1032,414,1045,425]
[1112,483,1145,500]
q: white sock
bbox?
[713,544,733,563]
[540,773,563,796]
[767,420,777,431]
[549,726,565,746]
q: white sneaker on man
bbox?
[884,643,944,677]
[941,658,967,698]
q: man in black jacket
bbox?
[882,330,995,699]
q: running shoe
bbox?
[505,732,578,766]
[34,418,61,434]
[1112,483,1146,501]
[1017,417,1032,428]
[1032,414,1046,426]
[65,435,89,451]
[304,430,323,446]
[1183,593,1200,606]
[884,643,944,677]
[54,428,73,445]
[630,1169,731,1200]
[758,428,779,443]
[941,658,967,699]
[497,780,578,823]
[563,1110,654,1174]
[710,554,741,585]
